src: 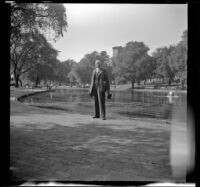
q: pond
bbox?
[20,88,187,123]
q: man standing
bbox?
[89,60,111,120]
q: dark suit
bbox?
[89,68,110,118]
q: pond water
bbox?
[20,88,187,122]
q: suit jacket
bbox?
[89,68,110,96]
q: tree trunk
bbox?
[19,79,22,87]
[181,79,185,89]
[138,80,140,85]
[14,73,19,88]
[168,79,171,86]
[35,76,40,87]
[15,78,19,88]
[131,79,135,89]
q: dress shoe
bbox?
[102,117,106,120]
[107,93,112,99]
[93,116,100,119]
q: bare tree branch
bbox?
[21,66,33,74]
[21,61,40,74]
[10,55,17,66]
[18,45,35,70]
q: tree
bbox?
[54,59,77,85]
[152,30,187,88]
[10,3,68,87]
[169,30,187,88]
[68,63,79,87]
[113,41,150,88]
[10,32,59,87]
[98,51,110,67]
[75,58,92,85]
[152,45,177,86]
[62,59,76,71]
[62,59,77,84]
[27,62,56,87]
[134,54,156,85]
[54,62,67,85]
[10,3,67,44]
[99,51,114,82]
[74,51,112,85]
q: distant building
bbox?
[112,46,123,58]
[112,46,123,67]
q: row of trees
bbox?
[26,51,113,87]
[66,30,187,89]
[112,30,187,88]
[12,29,187,89]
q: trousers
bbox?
[93,86,105,118]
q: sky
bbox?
[52,4,187,62]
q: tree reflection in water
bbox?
[21,88,187,122]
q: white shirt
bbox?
[96,67,100,74]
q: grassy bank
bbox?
[110,84,187,93]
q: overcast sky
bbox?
[52,4,187,62]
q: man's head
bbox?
[95,60,101,69]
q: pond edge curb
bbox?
[14,89,56,102]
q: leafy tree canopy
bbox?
[10,3,67,43]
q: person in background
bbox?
[89,60,112,120]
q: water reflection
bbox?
[21,89,187,122]
[50,92,53,100]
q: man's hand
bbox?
[107,92,112,99]
[88,91,93,97]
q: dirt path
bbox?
[10,100,175,181]
[10,112,171,131]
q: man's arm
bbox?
[89,70,95,96]
[104,70,110,93]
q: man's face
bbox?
[95,61,101,69]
